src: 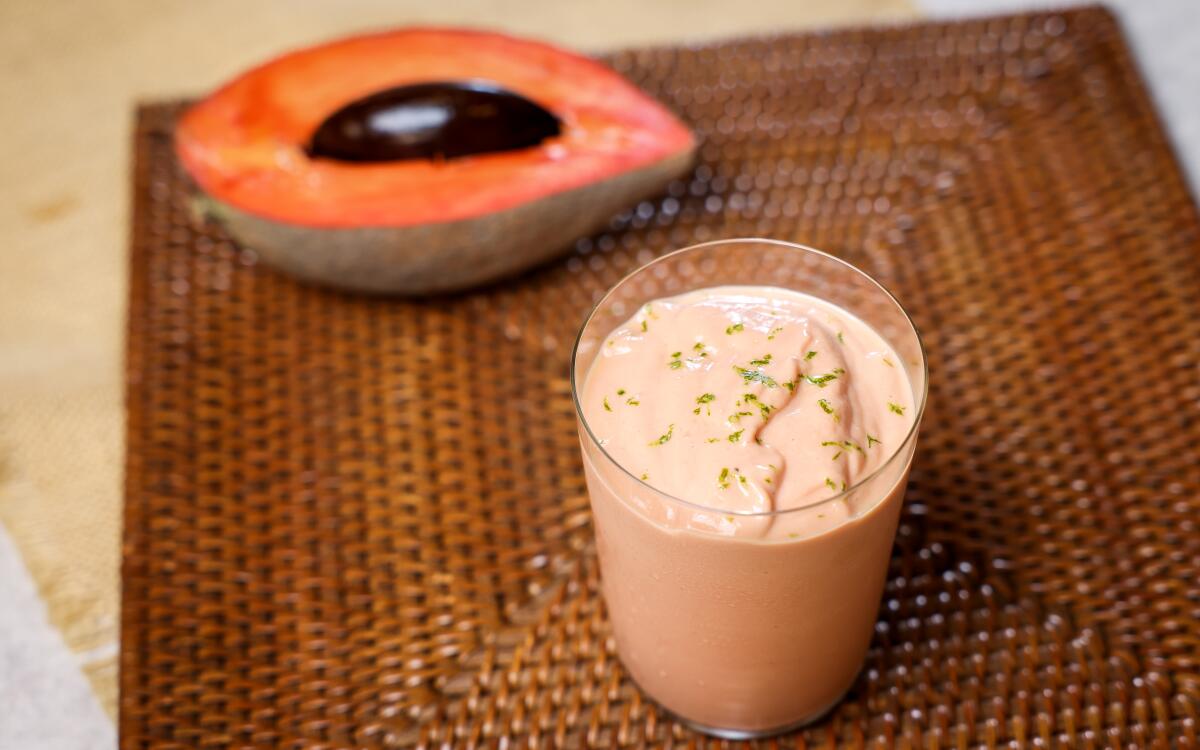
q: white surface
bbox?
[921,0,1200,195]
[0,526,114,750]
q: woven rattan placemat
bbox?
[121,7,1200,747]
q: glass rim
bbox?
[569,237,929,518]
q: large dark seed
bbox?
[307,81,562,163]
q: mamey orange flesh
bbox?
[176,28,695,228]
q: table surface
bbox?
[3,0,1198,747]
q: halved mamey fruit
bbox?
[175,28,696,294]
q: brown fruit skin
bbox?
[203,148,695,295]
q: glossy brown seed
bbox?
[307,81,561,162]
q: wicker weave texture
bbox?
[122,7,1200,748]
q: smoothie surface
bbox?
[581,285,915,538]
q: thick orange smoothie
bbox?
[576,284,921,734]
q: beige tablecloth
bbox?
[0,0,913,726]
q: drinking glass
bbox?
[570,238,927,737]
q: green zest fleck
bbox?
[835,439,865,454]
[888,401,906,415]
[825,436,864,453]
[734,366,779,388]
[783,378,798,392]
[627,397,640,406]
[805,368,845,388]
[686,346,709,364]
[837,331,845,344]
[817,398,834,415]
[728,429,744,443]
[882,357,895,368]
[738,473,748,485]
[693,392,716,415]
[671,351,682,358]
[718,467,731,489]
[617,388,626,396]
[821,439,862,460]
[707,437,720,443]
[725,322,745,334]
[867,434,881,447]
[768,326,784,340]
[640,472,649,481]
[648,424,675,446]
[744,393,773,420]
[805,350,818,360]
[640,320,648,332]
[825,477,838,492]
[603,396,612,412]
[749,353,774,366]
[692,341,708,358]
[728,410,754,423]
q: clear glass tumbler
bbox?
[570,239,928,737]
